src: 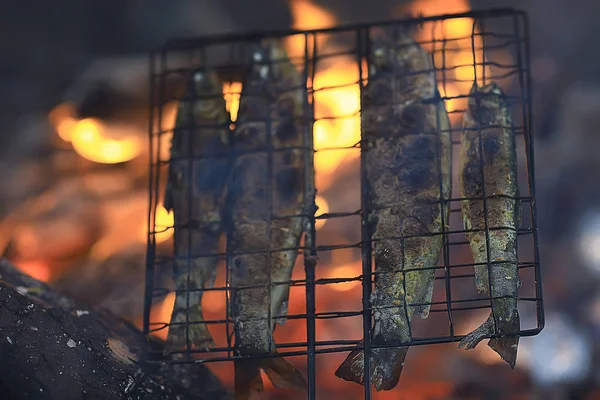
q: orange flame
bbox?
[315,195,329,230]
[154,205,174,244]
[403,0,494,122]
[222,81,242,123]
[10,259,50,283]
[326,261,362,292]
[149,292,176,341]
[49,102,143,164]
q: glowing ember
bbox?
[10,259,50,283]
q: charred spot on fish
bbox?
[400,104,426,135]
[482,135,500,163]
[195,161,228,191]
[404,135,436,161]
[282,151,296,165]
[400,162,432,190]
[275,168,302,200]
[367,81,393,105]
[274,120,297,142]
[462,161,483,196]
[277,98,295,117]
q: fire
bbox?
[149,292,176,341]
[222,81,242,123]
[325,261,362,292]
[403,0,493,123]
[153,205,174,244]
[315,195,329,230]
[49,102,143,164]
[10,259,50,283]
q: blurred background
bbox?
[0,0,599,399]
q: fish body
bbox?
[228,39,312,399]
[335,29,452,390]
[163,70,230,355]
[458,82,521,367]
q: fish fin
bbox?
[234,356,307,399]
[163,304,215,356]
[262,357,307,392]
[488,335,519,368]
[234,359,263,400]
[274,300,288,326]
[459,311,520,368]
[457,314,495,351]
[335,343,408,391]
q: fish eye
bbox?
[193,71,205,82]
[253,51,264,62]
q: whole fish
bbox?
[335,29,452,390]
[457,82,521,367]
[228,38,312,399]
[163,69,231,355]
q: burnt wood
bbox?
[0,259,228,400]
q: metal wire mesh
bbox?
[144,8,542,399]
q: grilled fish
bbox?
[228,39,312,399]
[163,70,230,355]
[335,28,452,390]
[458,82,521,367]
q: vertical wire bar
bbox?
[156,49,169,344]
[480,19,487,85]
[436,18,454,339]
[303,31,317,400]
[266,40,275,354]
[224,42,235,359]
[471,19,498,334]
[184,47,198,358]
[358,26,373,400]
[514,12,544,332]
[143,50,158,339]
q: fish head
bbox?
[468,82,507,125]
[393,32,436,103]
[181,69,228,124]
[369,27,436,103]
[369,30,396,76]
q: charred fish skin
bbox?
[163,70,230,355]
[335,28,452,391]
[228,38,310,399]
[458,82,521,367]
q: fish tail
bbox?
[163,295,215,355]
[488,335,519,368]
[234,356,307,399]
[457,314,494,351]
[335,344,408,391]
[488,311,520,368]
[458,312,520,368]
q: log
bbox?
[0,259,228,400]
